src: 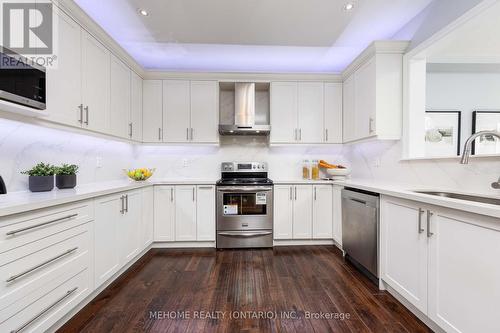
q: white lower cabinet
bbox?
[175,186,197,241]
[118,190,142,265]
[332,186,343,245]
[141,187,154,247]
[274,184,334,240]
[154,185,216,242]
[381,195,500,333]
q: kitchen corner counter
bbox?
[333,179,500,219]
[0,179,217,218]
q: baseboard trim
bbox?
[382,281,445,333]
[273,239,334,246]
[152,241,216,248]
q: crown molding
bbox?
[143,71,342,82]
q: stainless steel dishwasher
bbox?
[342,187,380,282]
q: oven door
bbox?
[216,186,273,231]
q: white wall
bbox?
[426,71,500,147]
[0,118,348,193]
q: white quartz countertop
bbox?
[0,179,217,218]
[333,179,500,219]
[273,179,339,185]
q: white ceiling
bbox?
[74,0,434,72]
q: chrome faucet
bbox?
[460,130,500,189]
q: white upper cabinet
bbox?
[312,185,333,239]
[163,80,191,142]
[130,71,143,141]
[342,41,408,143]
[109,54,131,138]
[270,82,298,143]
[271,81,341,144]
[190,81,218,143]
[297,82,324,143]
[324,83,343,143]
[81,32,110,133]
[45,10,82,127]
[143,80,163,143]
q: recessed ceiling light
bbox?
[343,2,354,11]
[138,9,149,16]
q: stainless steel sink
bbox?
[414,191,500,206]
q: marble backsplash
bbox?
[346,140,500,195]
[0,119,348,192]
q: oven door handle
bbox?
[217,187,273,192]
[218,231,273,237]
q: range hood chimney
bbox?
[219,82,271,136]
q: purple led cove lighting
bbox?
[74,0,433,72]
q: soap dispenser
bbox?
[0,175,6,194]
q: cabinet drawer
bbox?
[0,265,91,333]
[0,223,92,312]
[0,201,93,253]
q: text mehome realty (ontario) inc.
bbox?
[149,310,352,321]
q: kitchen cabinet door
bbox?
[428,209,500,333]
[292,185,313,239]
[154,186,175,242]
[196,185,216,241]
[130,71,143,141]
[190,81,218,143]
[143,80,163,142]
[45,10,82,127]
[119,190,141,266]
[324,83,343,143]
[175,186,197,241]
[273,185,293,239]
[354,58,376,139]
[342,74,356,143]
[297,82,324,143]
[312,185,333,239]
[94,193,122,287]
[163,80,190,142]
[332,186,343,246]
[270,82,298,143]
[380,196,428,314]
[141,187,154,248]
[109,54,131,138]
[81,32,110,133]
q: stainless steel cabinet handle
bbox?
[190,128,194,141]
[6,213,78,236]
[158,128,162,141]
[125,194,129,213]
[170,188,174,202]
[418,208,425,233]
[217,186,273,192]
[186,128,189,141]
[6,247,78,283]
[120,195,125,214]
[198,186,213,189]
[192,187,195,201]
[314,187,317,201]
[350,198,367,205]
[294,128,298,141]
[10,287,78,333]
[84,106,89,125]
[77,104,83,124]
[369,117,374,134]
[129,123,133,138]
[294,186,297,200]
[299,128,302,141]
[289,186,293,200]
[325,128,329,142]
[427,210,434,237]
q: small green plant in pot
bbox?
[55,164,79,189]
[21,162,56,192]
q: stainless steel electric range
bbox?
[216,162,273,248]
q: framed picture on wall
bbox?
[472,110,500,155]
[424,110,461,157]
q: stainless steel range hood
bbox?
[219,82,271,136]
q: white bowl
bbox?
[326,168,351,177]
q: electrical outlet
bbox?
[96,156,102,168]
[373,158,381,168]
[183,159,188,167]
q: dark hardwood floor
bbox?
[58,246,432,333]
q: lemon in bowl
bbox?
[124,168,155,181]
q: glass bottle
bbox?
[311,159,320,180]
[302,160,311,179]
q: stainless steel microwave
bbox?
[0,48,46,110]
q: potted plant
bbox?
[21,162,56,192]
[55,164,79,189]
